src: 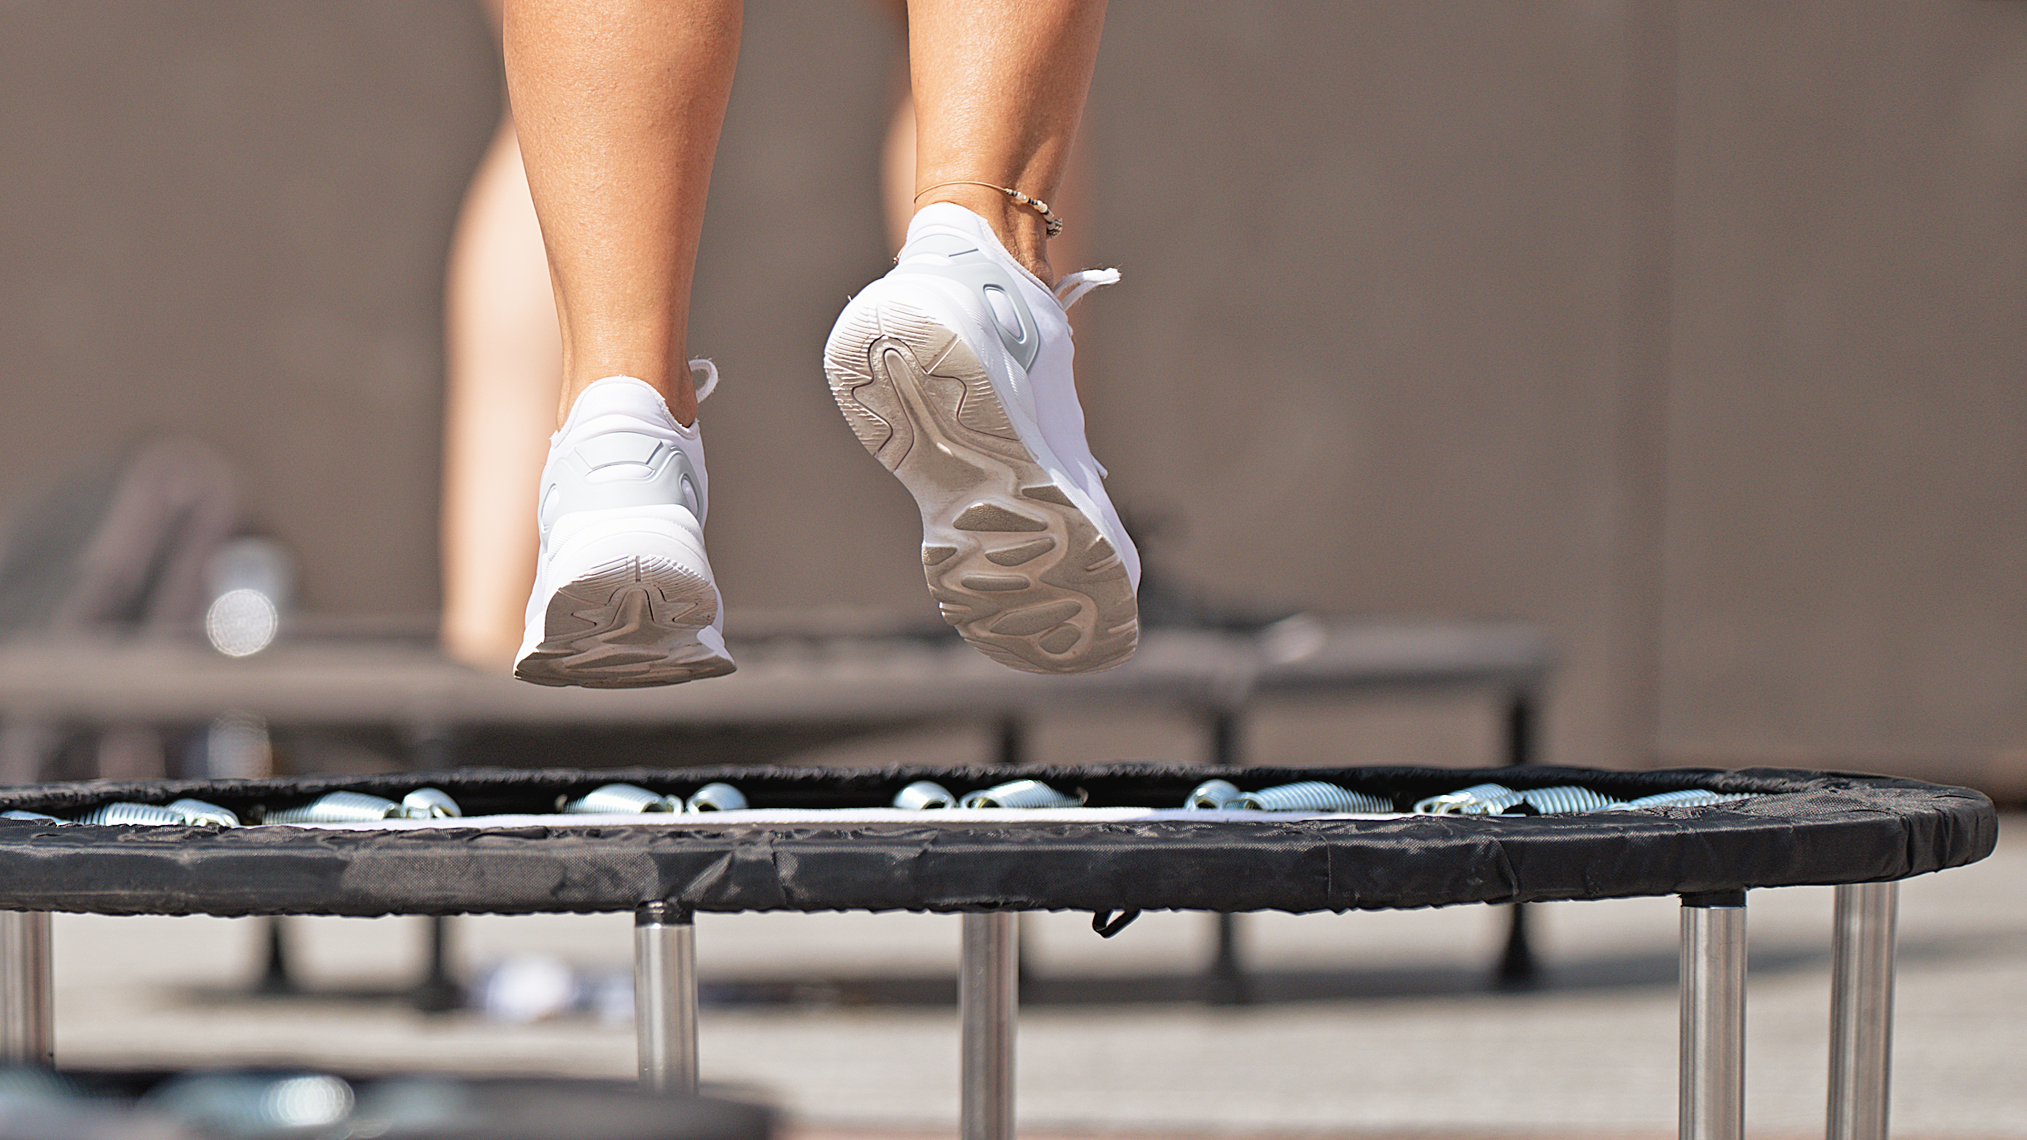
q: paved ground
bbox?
[46,815,2022,1138]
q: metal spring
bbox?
[144,1072,355,1135]
[1185,779,1243,810]
[400,788,462,819]
[167,798,242,827]
[961,779,1081,809]
[892,781,957,810]
[1518,786,1627,815]
[562,783,677,814]
[266,791,405,824]
[685,783,748,812]
[1623,788,1756,810]
[1412,783,1525,815]
[1232,781,1392,813]
[78,802,186,826]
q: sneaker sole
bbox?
[825,300,1138,674]
[514,555,735,688]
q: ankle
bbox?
[558,365,698,428]
[912,188,1056,285]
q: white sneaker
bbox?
[513,366,734,687]
[823,203,1138,673]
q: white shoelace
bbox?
[687,358,720,402]
[1053,267,1121,311]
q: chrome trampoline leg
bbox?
[1681,891,1746,1140]
[1827,882,1898,1140]
[961,911,1018,1140]
[0,910,52,1067]
[635,902,697,1094]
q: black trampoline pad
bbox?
[0,765,1995,918]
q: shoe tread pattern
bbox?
[514,556,734,688]
[825,301,1137,673]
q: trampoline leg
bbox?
[1206,913,1248,1005]
[1680,891,1746,1140]
[1827,882,1898,1140]
[0,910,52,1067]
[412,915,463,1013]
[634,902,697,1095]
[961,912,1017,1140]
[1497,690,1539,987]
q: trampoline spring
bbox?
[265,791,406,824]
[1412,783,1524,815]
[399,788,462,819]
[1517,786,1627,815]
[143,1072,355,1136]
[1,810,66,823]
[1232,781,1392,814]
[892,780,957,810]
[77,802,186,826]
[1185,779,1243,810]
[1622,788,1756,810]
[167,799,241,827]
[561,783,678,814]
[961,779,1082,810]
[686,782,749,812]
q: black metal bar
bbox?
[412,914,463,1013]
[1206,912,1249,1005]
[1208,710,1239,768]
[407,724,463,1013]
[254,916,294,994]
[995,717,1025,768]
[1496,689,1541,987]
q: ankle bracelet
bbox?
[914,180,1064,238]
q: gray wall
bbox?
[2,2,2021,791]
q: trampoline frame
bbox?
[0,885,1905,1140]
[0,762,1987,1140]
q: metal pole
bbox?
[1827,882,1898,1140]
[0,910,52,1067]
[413,915,463,1013]
[1681,891,1746,1140]
[1496,690,1539,987]
[961,911,1018,1140]
[634,902,697,1094]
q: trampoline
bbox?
[0,763,1997,1140]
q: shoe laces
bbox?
[688,358,720,403]
[1053,268,1121,311]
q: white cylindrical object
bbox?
[961,912,1017,1140]
[1827,882,1898,1140]
[961,780,1078,810]
[265,791,403,824]
[400,788,462,819]
[78,802,185,826]
[634,902,698,1094]
[1185,779,1242,810]
[1681,896,1747,1140]
[893,781,957,810]
[685,783,748,812]
[167,799,241,827]
[0,911,52,1067]
[565,784,676,815]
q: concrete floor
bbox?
[45,815,2023,1139]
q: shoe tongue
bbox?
[568,376,675,432]
[906,201,991,244]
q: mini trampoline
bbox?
[0,763,1996,1140]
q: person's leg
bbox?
[502,0,742,686]
[824,0,1137,674]
[503,0,742,428]
[904,0,1106,284]
[441,92,559,671]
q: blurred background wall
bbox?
[0,1,2021,792]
